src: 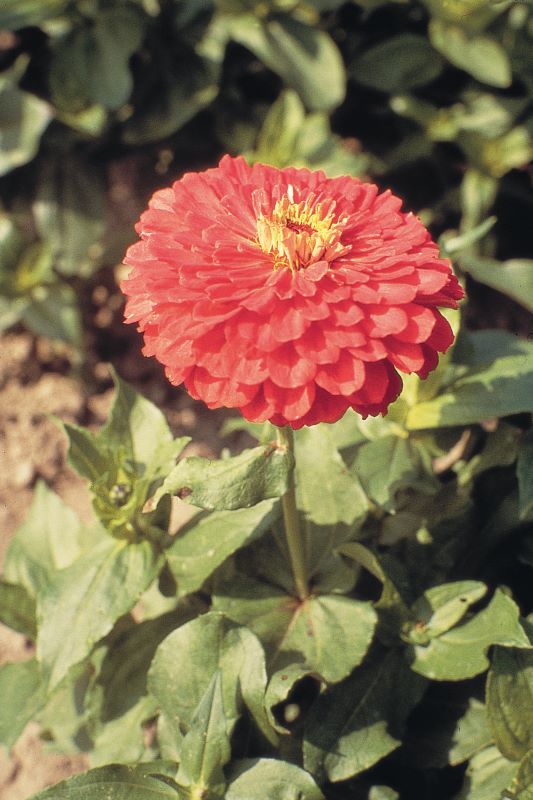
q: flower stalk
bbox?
[276,426,308,601]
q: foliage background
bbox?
[0,0,533,799]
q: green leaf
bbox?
[406,351,533,429]
[0,580,36,638]
[460,256,533,314]
[0,659,45,748]
[227,14,345,111]
[0,58,52,176]
[37,538,163,691]
[253,90,306,167]
[456,746,517,800]
[295,425,368,577]
[351,34,443,92]
[176,672,230,798]
[448,698,494,766]
[30,762,180,800]
[407,588,530,681]
[506,751,533,800]
[34,154,106,278]
[338,543,411,641]
[122,58,218,145]
[408,581,488,642]
[90,695,159,767]
[460,168,499,231]
[166,500,279,596]
[90,610,194,724]
[84,8,144,110]
[440,216,497,257]
[0,0,69,29]
[101,370,189,480]
[22,283,82,346]
[352,434,438,510]
[264,664,319,734]
[3,481,85,598]
[63,423,109,483]
[49,8,143,112]
[303,647,426,782]
[487,646,533,761]
[518,429,533,520]
[153,443,292,511]
[148,613,274,745]
[429,20,512,88]
[214,576,376,684]
[226,759,324,800]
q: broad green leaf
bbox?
[38,660,96,754]
[351,35,443,92]
[49,8,143,112]
[34,155,106,278]
[3,481,85,598]
[264,665,319,734]
[407,589,530,681]
[0,659,45,748]
[122,58,218,145]
[0,580,36,639]
[282,595,376,684]
[453,329,533,367]
[101,370,189,480]
[37,538,163,690]
[456,746,517,800]
[487,646,533,761]
[338,543,411,641]
[406,352,533,429]
[227,14,345,111]
[90,695,159,767]
[295,425,368,577]
[449,698,493,766]
[84,8,144,110]
[518,429,533,520]
[153,443,292,511]
[166,500,279,595]
[462,127,532,179]
[63,424,108,483]
[303,648,426,782]
[253,90,306,167]
[506,751,533,800]
[408,581,488,642]
[429,20,512,88]
[440,216,497,257]
[460,256,533,313]
[250,91,368,177]
[352,434,438,509]
[0,0,69,29]
[176,672,230,798]
[31,762,180,800]
[22,284,82,346]
[226,759,324,800]
[460,168,498,232]
[0,59,52,176]
[148,613,275,745]
[90,610,193,723]
[214,575,376,683]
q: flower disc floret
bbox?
[122,156,463,428]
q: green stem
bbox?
[276,426,308,601]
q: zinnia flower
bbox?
[121,156,463,428]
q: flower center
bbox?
[256,190,350,272]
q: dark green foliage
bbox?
[1,2,533,798]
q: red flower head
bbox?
[122,156,463,429]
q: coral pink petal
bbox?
[121,155,463,428]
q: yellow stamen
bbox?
[256,192,350,272]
